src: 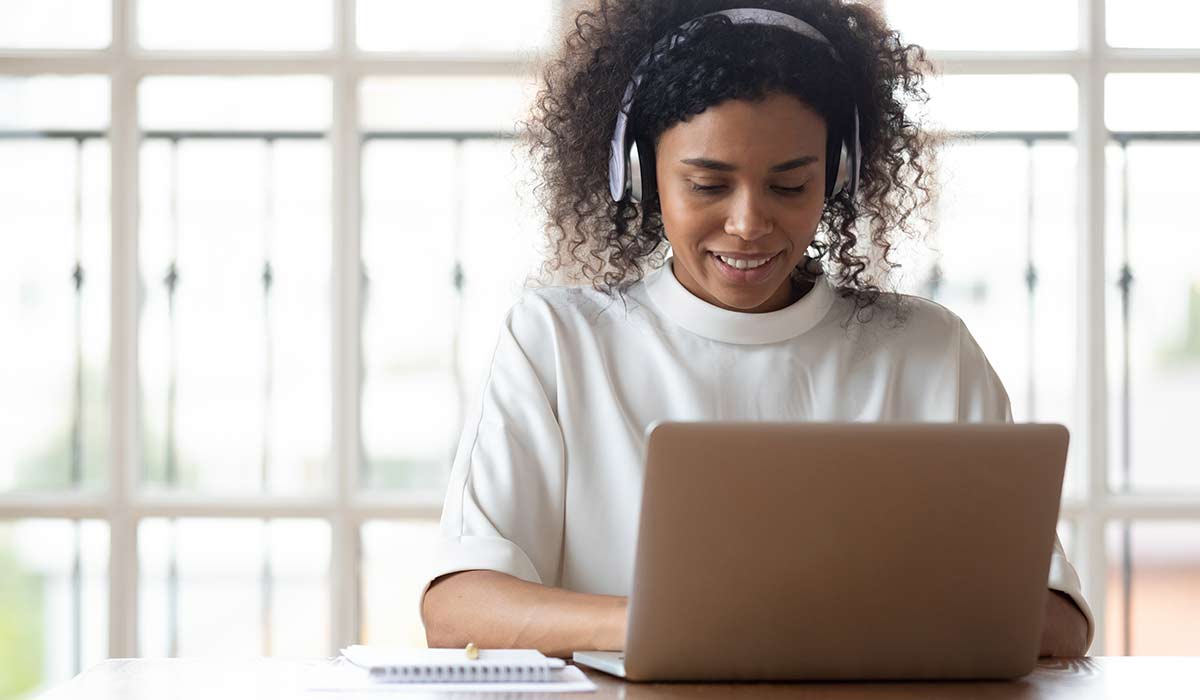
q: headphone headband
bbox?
[608,8,861,203]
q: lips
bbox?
[709,252,779,259]
[708,250,783,284]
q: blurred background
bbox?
[1,0,1198,696]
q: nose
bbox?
[723,188,774,241]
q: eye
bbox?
[687,182,808,195]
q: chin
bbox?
[709,283,777,311]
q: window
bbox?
[2,1,1199,695]
[0,2,556,696]
[1106,0,1200,49]
[885,0,1078,51]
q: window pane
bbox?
[1106,521,1200,655]
[359,520,439,647]
[1107,0,1200,48]
[360,140,459,492]
[360,76,536,133]
[138,138,331,494]
[357,0,553,52]
[1106,140,1200,493]
[0,75,109,130]
[138,518,329,657]
[360,138,545,493]
[886,0,1077,51]
[1107,74,1200,133]
[138,0,331,51]
[138,78,331,494]
[359,80,546,493]
[0,77,110,493]
[0,0,110,49]
[922,74,1078,133]
[0,520,108,698]
[897,138,1081,498]
[140,76,331,132]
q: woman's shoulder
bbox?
[830,286,1009,418]
[831,284,966,329]
[828,286,974,357]
[507,281,651,332]
[488,283,653,396]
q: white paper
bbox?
[341,646,555,668]
[302,657,597,694]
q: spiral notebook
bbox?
[341,646,569,683]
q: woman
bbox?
[420,0,1093,659]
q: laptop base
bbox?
[572,651,626,678]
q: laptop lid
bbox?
[623,422,1068,682]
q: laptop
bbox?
[573,421,1068,681]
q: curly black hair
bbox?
[520,0,937,318]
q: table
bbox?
[39,656,1200,699]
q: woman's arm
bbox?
[1039,589,1090,657]
[422,569,627,658]
[425,573,1085,658]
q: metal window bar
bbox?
[262,139,277,493]
[261,138,277,656]
[261,520,273,656]
[70,136,86,677]
[165,137,180,658]
[1116,137,1135,656]
[449,140,467,470]
[1024,139,1039,420]
[359,203,372,493]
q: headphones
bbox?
[607,8,862,204]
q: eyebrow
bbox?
[679,155,819,173]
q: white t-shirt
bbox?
[423,256,1095,646]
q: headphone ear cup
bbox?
[629,136,657,203]
[628,139,642,202]
[829,141,849,198]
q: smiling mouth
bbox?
[708,250,784,282]
[710,251,780,270]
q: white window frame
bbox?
[0,0,1198,662]
[0,0,558,661]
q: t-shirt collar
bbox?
[644,255,836,345]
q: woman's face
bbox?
[655,92,829,313]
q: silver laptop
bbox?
[574,422,1068,681]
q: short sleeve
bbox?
[417,296,566,627]
[955,318,1096,649]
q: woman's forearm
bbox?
[1039,589,1090,657]
[425,575,1085,659]
[422,569,627,658]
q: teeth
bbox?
[716,253,773,270]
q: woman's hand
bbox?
[1038,589,1090,657]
